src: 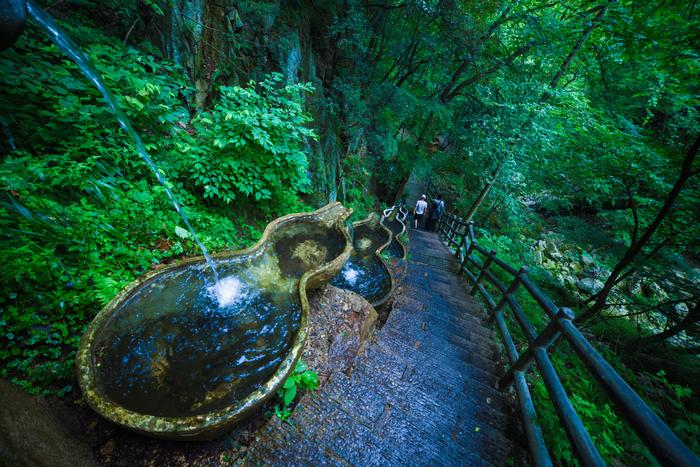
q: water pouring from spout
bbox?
[25,0,219,282]
[208,276,247,308]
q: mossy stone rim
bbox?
[76,202,353,440]
[381,205,408,261]
[352,213,396,308]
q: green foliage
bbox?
[379,250,392,263]
[640,370,700,453]
[0,2,697,462]
[185,74,316,210]
[529,345,653,464]
[98,0,166,27]
[274,360,319,422]
[0,17,311,395]
[341,152,377,221]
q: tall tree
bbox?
[577,135,699,322]
[462,3,608,220]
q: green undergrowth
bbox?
[0,18,318,395]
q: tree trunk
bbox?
[439,0,524,102]
[632,302,699,348]
[541,5,607,104]
[577,135,700,323]
[464,159,507,221]
[441,41,535,102]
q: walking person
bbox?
[427,194,445,231]
[413,194,428,229]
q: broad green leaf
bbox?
[174,226,191,239]
[283,385,296,406]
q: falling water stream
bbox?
[21,2,361,422]
[26,0,219,282]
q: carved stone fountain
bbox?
[76,203,352,439]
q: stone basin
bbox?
[330,213,394,308]
[76,203,352,440]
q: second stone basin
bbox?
[330,213,394,308]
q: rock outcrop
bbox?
[303,284,379,383]
[0,380,99,467]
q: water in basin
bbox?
[330,219,391,305]
[381,208,406,258]
[91,219,345,418]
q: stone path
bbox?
[244,227,517,465]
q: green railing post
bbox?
[455,220,472,259]
[488,266,530,326]
[498,307,574,389]
[458,233,477,275]
[439,213,451,239]
[470,249,496,296]
[448,216,459,247]
[493,266,529,315]
[441,214,451,240]
[448,217,462,248]
[444,216,453,245]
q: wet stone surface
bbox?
[243,228,520,465]
[301,285,378,383]
[0,380,99,467]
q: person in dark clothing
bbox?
[426,194,445,231]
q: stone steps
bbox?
[242,227,517,465]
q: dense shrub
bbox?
[185,74,315,211]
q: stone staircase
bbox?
[243,228,518,465]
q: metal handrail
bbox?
[424,179,699,466]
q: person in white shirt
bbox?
[413,194,428,229]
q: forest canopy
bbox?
[0,0,698,463]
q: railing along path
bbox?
[425,179,699,467]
